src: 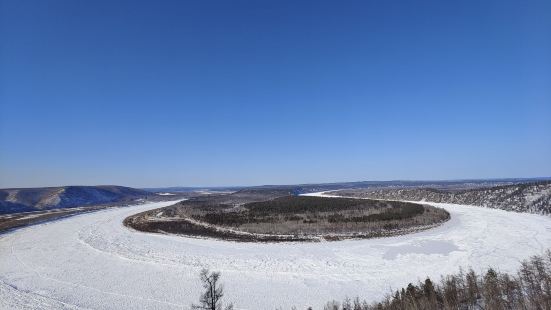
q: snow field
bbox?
[1,197,550,309]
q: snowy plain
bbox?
[1,194,551,310]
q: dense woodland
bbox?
[190,196,448,236]
[199,196,425,224]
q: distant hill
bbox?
[0,186,156,214]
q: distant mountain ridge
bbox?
[144,177,551,194]
[0,186,155,214]
[3,178,550,215]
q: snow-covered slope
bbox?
[332,181,551,215]
[1,197,550,309]
[0,186,155,214]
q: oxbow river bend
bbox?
[1,194,551,309]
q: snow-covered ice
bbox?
[1,196,551,310]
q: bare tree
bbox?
[465,268,479,307]
[192,269,233,310]
[324,300,340,310]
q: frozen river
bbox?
[1,195,550,309]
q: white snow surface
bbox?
[1,195,551,310]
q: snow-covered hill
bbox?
[0,186,155,214]
[332,181,551,215]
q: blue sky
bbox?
[1,0,550,188]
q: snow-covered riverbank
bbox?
[1,196,550,309]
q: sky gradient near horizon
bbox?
[1,0,550,188]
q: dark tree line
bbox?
[245,196,416,214]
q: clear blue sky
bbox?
[1,0,550,188]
